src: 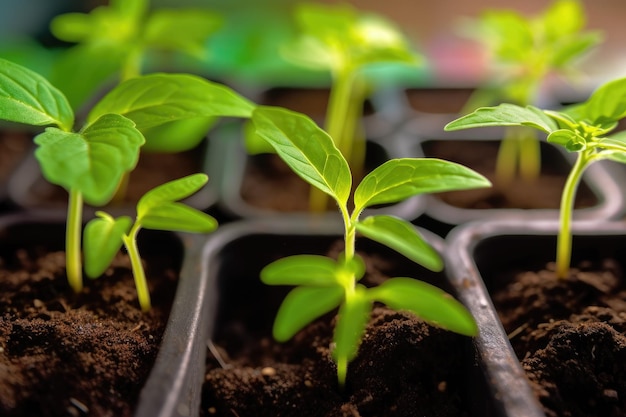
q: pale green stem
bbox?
[337,357,348,388]
[518,131,541,181]
[66,188,84,293]
[495,131,518,185]
[122,223,151,312]
[309,69,358,212]
[556,150,592,278]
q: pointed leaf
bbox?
[34,113,144,205]
[87,73,255,131]
[0,58,73,131]
[368,277,478,336]
[252,106,352,205]
[139,203,217,233]
[273,286,344,342]
[261,255,340,287]
[355,215,443,272]
[547,129,585,151]
[83,211,132,278]
[137,173,217,232]
[332,285,371,364]
[354,158,491,211]
[444,104,558,133]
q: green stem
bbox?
[122,223,151,312]
[66,189,84,293]
[519,131,541,181]
[555,151,591,278]
[495,130,518,184]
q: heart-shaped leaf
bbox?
[34,113,144,205]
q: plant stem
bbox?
[555,151,590,278]
[122,223,151,312]
[519,131,541,181]
[494,132,518,184]
[66,188,84,293]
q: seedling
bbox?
[281,2,422,212]
[445,76,626,278]
[251,106,490,386]
[0,58,254,294]
[460,0,601,183]
[49,0,222,112]
[84,173,217,311]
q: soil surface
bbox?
[491,259,626,417]
[422,140,597,210]
[201,241,480,417]
[0,243,178,417]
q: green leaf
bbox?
[444,104,558,133]
[600,135,626,164]
[542,0,584,39]
[252,106,352,206]
[354,158,491,211]
[34,113,144,205]
[83,211,133,278]
[144,9,222,58]
[141,116,217,153]
[368,277,478,337]
[551,33,602,69]
[261,255,341,287]
[332,285,371,364]
[547,129,585,151]
[0,58,74,131]
[355,215,443,272]
[273,286,344,342]
[137,173,217,233]
[576,77,626,125]
[87,73,255,132]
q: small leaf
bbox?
[444,104,558,133]
[0,58,74,131]
[34,113,144,205]
[332,285,371,364]
[87,73,255,132]
[273,286,344,342]
[355,215,443,272]
[547,129,585,151]
[137,173,218,233]
[84,211,132,278]
[261,255,341,287]
[354,158,491,211]
[252,106,352,206]
[600,135,626,164]
[368,277,478,336]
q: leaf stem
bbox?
[66,188,84,293]
[122,223,151,312]
[556,150,591,278]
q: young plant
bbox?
[445,76,626,278]
[251,106,491,386]
[49,0,222,111]
[84,173,217,312]
[280,2,422,212]
[460,0,602,183]
[0,58,254,294]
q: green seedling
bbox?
[84,173,217,312]
[279,2,421,212]
[251,106,491,386]
[460,0,601,183]
[49,0,222,113]
[446,76,626,278]
[0,58,254,294]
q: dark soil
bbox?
[0,132,31,185]
[422,140,597,210]
[491,259,626,417]
[0,240,178,416]
[201,239,479,417]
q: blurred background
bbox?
[0,0,623,92]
